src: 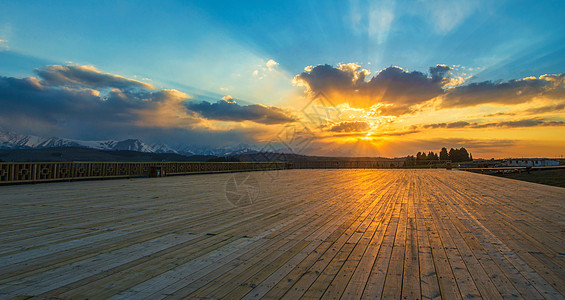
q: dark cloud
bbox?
[420,119,564,129]
[185,100,296,125]
[327,121,371,132]
[294,64,450,115]
[523,103,565,114]
[35,65,154,90]
[0,74,200,139]
[421,121,471,129]
[429,65,451,83]
[476,119,565,128]
[296,63,565,115]
[441,74,565,108]
[483,112,517,117]
[0,65,297,143]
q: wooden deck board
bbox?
[0,169,564,299]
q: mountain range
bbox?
[0,129,260,157]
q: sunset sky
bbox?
[1,0,564,158]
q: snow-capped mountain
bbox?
[150,143,178,154]
[0,129,259,156]
[175,144,260,156]
[77,139,158,152]
[1,130,77,149]
[0,130,160,153]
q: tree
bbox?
[459,147,470,162]
[448,147,471,162]
[404,155,416,167]
[439,147,449,161]
[411,147,473,163]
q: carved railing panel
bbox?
[0,162,288,184]
[0,164,9,182]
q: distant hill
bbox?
[237,152,403,163]
[0,147,217,162]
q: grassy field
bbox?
[493,168,565,188]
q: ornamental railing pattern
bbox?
[0,160,411,185]
[0,162,287,184]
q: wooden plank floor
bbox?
[0,169,564,299]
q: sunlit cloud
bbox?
[295,63,565,120]
[266,59,279,71]
[252,59,282,81]
[327,121,371,132]
[221,95,236,102]
[0,64,295,143]
[36,64,154,90]
[441,74,565,108]
[294,63,449,115]
[523,103,565,114]
[419,118,565,129]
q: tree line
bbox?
[405,147,473,166]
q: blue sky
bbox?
[1,0,564,157]
[3,1,564,90]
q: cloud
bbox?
[421,121,471,129]
[185,100,296,125]
[441,74,565,108]
[483,111,517,117]
[0,73,202,139]
[296,63,565,115]
[373,130,420,137]
[266,59,279,71]
[327,121,371,132]
[35,64,154,90]
[524,103,565,114]
[420,118,565,129]
[221,95,236,103]
[0,64,300,147]
[294,63,450,115]
[0,63,298,136]
[476,119,565,128]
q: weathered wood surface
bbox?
[0,169,563,299]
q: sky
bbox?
[0,0,564,158]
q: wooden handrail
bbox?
[0,162,287,184]
[0,160,411,185]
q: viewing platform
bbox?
[1,169,564,299]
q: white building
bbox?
[503,159,559,167]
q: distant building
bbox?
[503,158,559,167]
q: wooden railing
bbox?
[0,160,409,185]
[0,162,287,184]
